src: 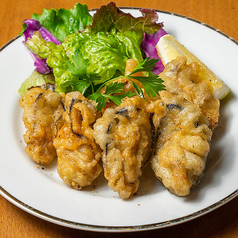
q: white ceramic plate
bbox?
[0,8,238,232]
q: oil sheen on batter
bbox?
[19,87,64,164]
[151,57,220,196]
[94,96,153,199]
[53,91,102,190]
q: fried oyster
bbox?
[150,57,220,196]
[19,55,221,198]
[160,56,220,130]
[19,87,64,164]
[151,91,212,196]
[93,96,154,199]
[53,91,102,190]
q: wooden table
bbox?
[1,0,238,237]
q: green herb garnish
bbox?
[126,58,165,97]
[64,49,97,95]
[91,82,136,111]
[22,3,165,111]
[86,57,165,111]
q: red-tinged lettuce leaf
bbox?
[86,2,163,34]
[31,3,93,42]
[141,28,168,75]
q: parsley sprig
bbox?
[64,49,100,94]
[126,58,165,98]
[66,50,165,111]
[91,82,136,111]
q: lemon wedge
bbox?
[156,34,230,100]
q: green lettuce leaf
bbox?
[63,31,129,85]
[113,30,143,63]
[31,3,93,42]
[25,31,78,93]
[24,3,164,96]
[18,70,55,96]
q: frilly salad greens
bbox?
[19,2,167,111]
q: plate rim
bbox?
[1,184,238,232]
[1,7,238,233]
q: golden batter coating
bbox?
[19,87,64,164]
[93,96,153,199]
[150,57,220,196]
[19,55,221,198]
[160,56,220,131]
[53,91,102,190]
[151,90,213,196]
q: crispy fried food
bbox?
[53,91,102,190]
[19,87,64,164]
[151,91,213,196]
[160,56,220,130]
[19,55,221,198]
[150,57,220,196]
[93,96,153,199]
